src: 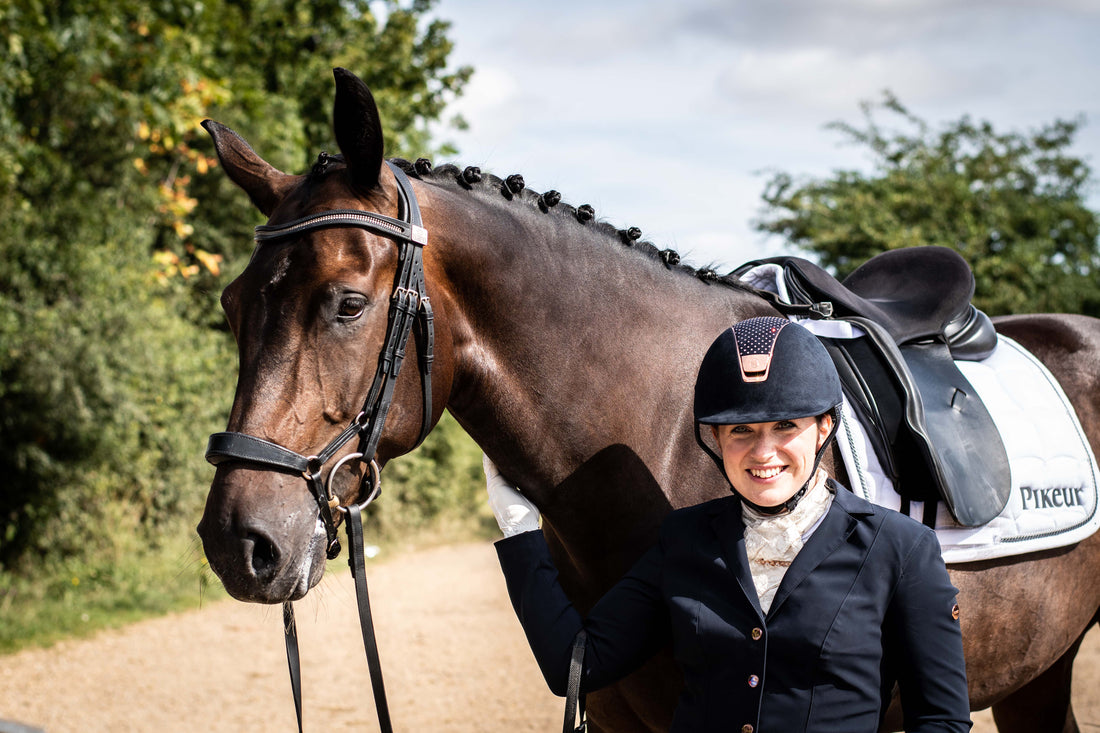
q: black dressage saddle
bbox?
[736,246,1011,527]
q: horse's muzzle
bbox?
[198,467,327,603]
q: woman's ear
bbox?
[816,413,835,449]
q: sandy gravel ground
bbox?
[0,541,1096,732]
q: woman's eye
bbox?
[337,296,367,320]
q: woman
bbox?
[486,316,972,732]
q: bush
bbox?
[0,0,477,651]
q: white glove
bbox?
[483,453,540,537]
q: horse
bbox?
[197,68,1100,732]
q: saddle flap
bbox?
[831,318,1012,527]
[901,341,1012,526]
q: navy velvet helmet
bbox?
[694,316,842,426]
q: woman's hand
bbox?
[483,453,540,537]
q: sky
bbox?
[427,0,1100,272]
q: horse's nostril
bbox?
[246,531,280,577]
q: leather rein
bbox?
[205,161,433,733]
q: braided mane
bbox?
[388,157,754,293]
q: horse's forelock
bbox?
[308,151,345,182]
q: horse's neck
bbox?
[431,186,770,504]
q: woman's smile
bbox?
[747,465,786,481]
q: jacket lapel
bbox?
[766,484,868,618]
[710,499,766,623]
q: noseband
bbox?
[204,161,433,733]
[205,160,434,559]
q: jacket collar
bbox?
[703,479,875,520]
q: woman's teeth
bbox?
[749,467,784,479]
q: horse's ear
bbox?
[202,120,297,216]
[332,67,384,192]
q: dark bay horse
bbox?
[197,69,1100,732]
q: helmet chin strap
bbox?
[739,479,813,516]
[697,410,840,517]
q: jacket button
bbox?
[751,627,763,641]
[741,725,754,733]
[748,674,760,688]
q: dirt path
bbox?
[1,541,1096,732]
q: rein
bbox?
[205,161,433,733]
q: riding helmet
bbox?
[694,316,842,426]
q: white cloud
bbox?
[446,66,523,141]
[430,0,1100,271]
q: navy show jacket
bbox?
[496,482,971,732]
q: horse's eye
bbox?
[337,295,367,321]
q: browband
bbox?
[254,208,428,246]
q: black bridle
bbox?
[204,161,433,733]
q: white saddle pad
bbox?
[835,335,1100,563]
[740,263,1100,564]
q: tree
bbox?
[755,92,1100,317]
[0,0,473,573]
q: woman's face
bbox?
[711,414,833,507]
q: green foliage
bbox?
[756,92,1100,316]
[0,535,222,653]
[0,0,478,629]
[0,152,232,568]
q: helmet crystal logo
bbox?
[732,317,790,384]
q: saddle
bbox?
[736,246,1011,527]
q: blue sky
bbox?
[428,0,1100,271]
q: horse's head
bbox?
[197,69,450,603]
